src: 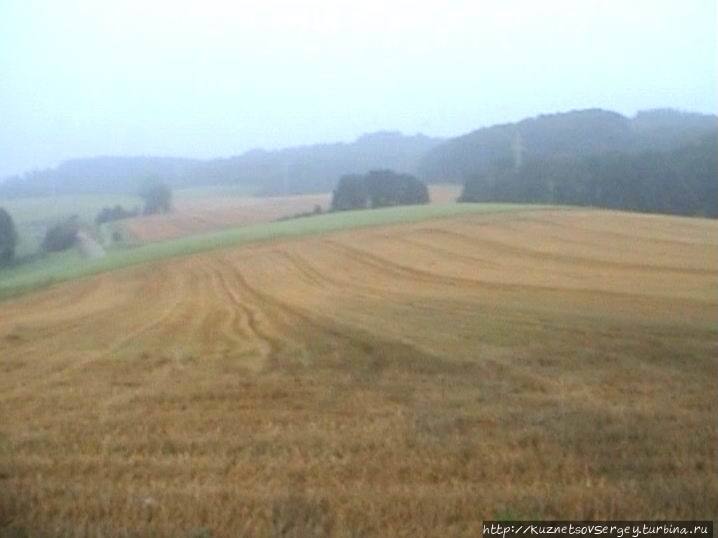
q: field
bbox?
[125,184,461,242]
[0,185,463,299]
[126,192,331,242]
[0,201,516,301]
[1,208,717,536]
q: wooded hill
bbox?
[419,108,716,181]
[459,131,718,218]
[0,132,442,197]
[2,108,715,218]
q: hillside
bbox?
[0,132,443,198]
[419,108,717,181]
[1,208,716,535]
[0,198,504,300]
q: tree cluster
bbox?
[332,170,429,211]
[459,133,718,218]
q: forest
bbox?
[459,131,718,217]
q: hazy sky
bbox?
[1,0,715,178]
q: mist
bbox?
[1,0,716,179]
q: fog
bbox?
[1,0,715,178]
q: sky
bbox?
[0,0,716,178]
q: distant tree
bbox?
[140,181,172,215]
[395,172,430,205]
[332,174,368,211]
[332,170,429,211]
[95,205,139,225]
[42,216,80,252]
[0,207,18,266]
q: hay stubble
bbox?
[1,209,716,536]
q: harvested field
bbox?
[126,193,331,242]
[125,184,461,242]
[0,208,716,536]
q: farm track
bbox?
[1,208,717,536]
[214,257,284,365]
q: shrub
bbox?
[42,216,80,252]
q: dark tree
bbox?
[332,174,369,211]
[0,207,18,266]
[365,169,429,207]
[398,173,431,205]
[140,182,172,215]
[42,216,80,252]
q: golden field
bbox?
[1,208,717,537]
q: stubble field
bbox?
[1,208,716,537]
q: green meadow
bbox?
[0,193,143,258]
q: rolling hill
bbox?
[1,207,716,536]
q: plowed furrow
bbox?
[390,234,503,268]
[320,239,712,311]
[535,213,718,247]
[422,224,717,276]
[275,247,400,302]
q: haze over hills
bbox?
[0,132,443,197]
[419,108,717,181]
[1,108,715,201]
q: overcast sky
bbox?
[0,0,715,178]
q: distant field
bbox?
[125,184,462,242]
[0,193,142,257]
[126,192,331,242]
[0,200,510,300]
[0,208,716,536]
[173,184,261,199]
